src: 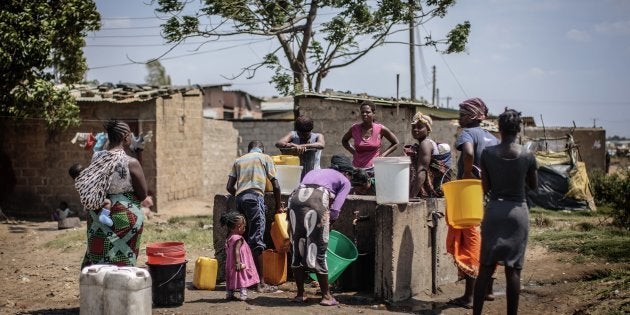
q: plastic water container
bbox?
[373,157,411,204]
[80,264,119,315]
[275,165,303,194]
[267,155,300,191]
[310,230,358,283]
[103,267,152,315]
[442,179,484,228]
[270,213,290,252]
[262,249,287,285]
[272,155,300,166]
[146,241,186,265]
[193,257,218,290]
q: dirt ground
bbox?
[0,199,627,315]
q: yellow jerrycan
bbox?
[262,249,287,285]
[193,257,218,290]
[270,213,290,252]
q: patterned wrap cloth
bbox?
[81,150,144,269]
[459,98,488,121]
[82,192,144,268]
[288,185,331,275]
[411,112,433,132]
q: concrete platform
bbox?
[212,193,457,303]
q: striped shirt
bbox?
[229,152,277,196]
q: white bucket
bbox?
[373,157,411,204]
[275,165,303,194]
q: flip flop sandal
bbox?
[319,298,339,306]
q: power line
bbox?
[88,38,272,70]
[483,98,629,105]
[99,25,161,30]
[86,39,263,47]
[86,36,263,43]
[419,25,467,98]
[101,16,159,20]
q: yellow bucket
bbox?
[442,179,484,228]
[272,155,300,166]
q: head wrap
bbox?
[459,98,488,121]
[330,155,355,174]
[411,112,433,132]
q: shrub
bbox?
[589,169,630,229]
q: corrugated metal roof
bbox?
[66,83,214,103]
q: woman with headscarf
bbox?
[288,155,369,306]
[447,98,499,308]
[81,119,151,268]
[474,108,537,315]
[405,112,453,198]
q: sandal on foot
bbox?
[447,298,473,309]
[319,298,339,306]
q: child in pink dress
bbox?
[221,211,260,301]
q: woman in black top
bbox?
[473,109,538,315]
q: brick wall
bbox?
[202,119,239,199]
[298,97,460,168]
[0,100,158,218]
[231,120,294,156]
[155,92,204,204]
[201,86,226,119]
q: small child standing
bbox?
[68,163,113,227]
[220,211,260,301]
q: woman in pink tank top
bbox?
[341,100,400,172]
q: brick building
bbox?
[0,86,605,219]
[0,84,239,218]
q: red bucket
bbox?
[146,242,186,265]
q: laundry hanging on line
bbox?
[130,130,153,152]
[70,132,95,150]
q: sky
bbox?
[84,0,630,138]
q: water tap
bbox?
[353,210,369,225]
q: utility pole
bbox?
[446,96,452,108]
[396,74,400,101]
[436,88,440,107]
[408,0,416,101]
[431,65,436,106]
